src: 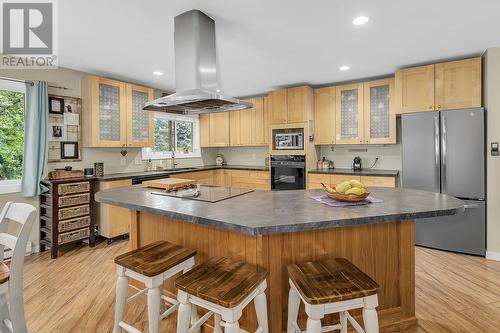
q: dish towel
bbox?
[311,194,383,207]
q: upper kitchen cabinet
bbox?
[230,103,253,147]
[199,114,211,147]
[268,86,313,125]
[395,57,482,114]
[335,83,364,144]
[268,89,288,125]
[363,78,396,144]
[435,57,481,110]
[209,112,230,147]
[287,86,314,123]
[125,84,154,147]
[395,64,435,114]
[314,86,336,145]
[81,75,154,148]
[252,97,269,145]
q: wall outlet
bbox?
[120,157,126,166]
[134,156,142,165]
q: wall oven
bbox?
[273,128,304,150]
[271,155,306,191]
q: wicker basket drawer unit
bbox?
[40,177,96,259]
[58,215,91,232]
[58,192,90,207]
[58,204,90,220]
[58,181,90,195]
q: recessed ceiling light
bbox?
[339,66,350,71]
[153,71,163,76]
[353,16,369,26]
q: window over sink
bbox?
[141,112,200,160]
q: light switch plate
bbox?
[492,142,499,156]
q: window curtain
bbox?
[21,81,48,197]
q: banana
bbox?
[321,183,336,194]
[335,181,352,194]
[345,187,366,196]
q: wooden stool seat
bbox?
[175,256,267,308]
[0,263,9,284]
[114,240,196,277]
[287,258,379,304]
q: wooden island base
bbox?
[128,211,417,333]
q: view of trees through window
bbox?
[0,90,24,180]
[152,117,193,153]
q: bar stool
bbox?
[175,256,269,333]
[113,241,197,333]
[287,258,380,333]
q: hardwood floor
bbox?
[20,241,500,332]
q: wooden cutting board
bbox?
[142,178,196,190]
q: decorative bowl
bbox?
[324,185,370,202]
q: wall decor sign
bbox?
[49,96,65,114]
[48,94,82,163]
[60,141,79,159]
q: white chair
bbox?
[0,202,37,333]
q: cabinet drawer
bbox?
[248,171,270,180]
[58,228,90,245]
[59,215,91,232]
[58,193,90,207]
[58,204,90,220]
[330,175,361,185]
[308,174,331,189]
[360,176,396,188]
[58,182,90,195]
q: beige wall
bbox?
[483,48,500,254]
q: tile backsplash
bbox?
[318,144,402,170]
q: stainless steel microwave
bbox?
[272,128,304,150]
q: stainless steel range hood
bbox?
[143,10,252,114]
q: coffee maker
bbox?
[352,156,362,171]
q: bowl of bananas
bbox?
[321,180,370,202]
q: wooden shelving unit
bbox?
[40,177,96,259]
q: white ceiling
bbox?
[60,0,500,97]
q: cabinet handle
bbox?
[437,105,442,109]
[429,105,433,110]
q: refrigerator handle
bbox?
[441,115,447,192]
[434,116,440,186]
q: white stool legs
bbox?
[287,280,379,333]
[287,286,301,333]
[113,268,129,333]
[147,285,161,333]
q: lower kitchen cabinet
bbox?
[308,173,331,189]
[230,170,270,190]
[308,173,396,189]
[360,175,396,187]
[95,179,132,242]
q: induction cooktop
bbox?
[151,185,254,203]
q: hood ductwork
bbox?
[143,10,252,114]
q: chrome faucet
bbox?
[171,147,179,169]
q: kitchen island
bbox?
[96,186,464,332]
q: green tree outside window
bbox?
[0,90,24,180]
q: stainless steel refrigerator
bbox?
[401,108,486,256]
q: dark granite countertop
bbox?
[309,168,399,177]
[96,165,269,181]
[95,186,464,236]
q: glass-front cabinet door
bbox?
[335,83,364,144]
[96,78,127,147]
[364,78,396,144]
[126,84,154,147]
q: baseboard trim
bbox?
[486,251,500,262]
